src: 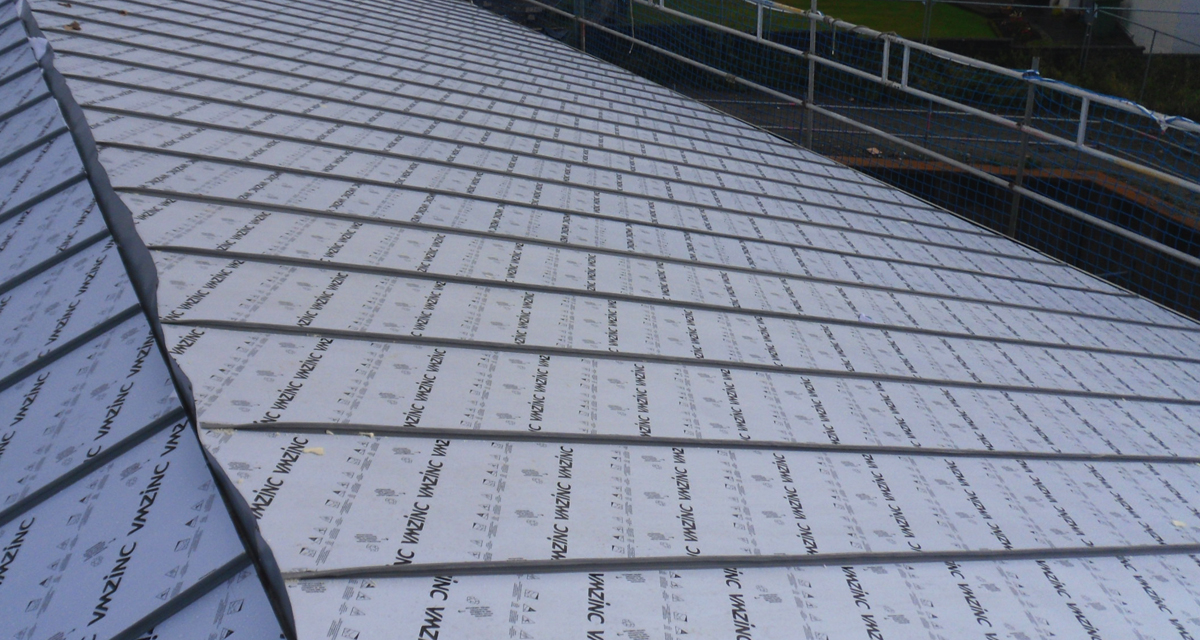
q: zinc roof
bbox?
[4,0,1200,637]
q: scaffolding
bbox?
[488,0,1200,318]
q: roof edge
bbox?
[13,3,297,637]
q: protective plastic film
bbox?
[0,315,179,512]
[167,327,1200,458]
[288,555,1200,640]
[205,430,1200,572]
[151,255,1200,401]
[0,237,140,379]
[0,424,244,640]
[0,180,105,281]
[128,195,1196,359]
[136,566,286,640]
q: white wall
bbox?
[1122,0,1200,54]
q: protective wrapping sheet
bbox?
[0,3,285,637]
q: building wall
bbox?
[1122,0,1200,54]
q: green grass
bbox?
[630,0,996,40]
[809,0,995,39]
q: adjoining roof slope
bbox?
[0,2,285,638]
[14,0,1200,636]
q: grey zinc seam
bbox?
[87,141,1135,313]
[14,4,298,636]
[124,186,1192,332]
[0,304,142,393]
[31,13,811,153]
[78,105,1011,251]
[0,171,87,224]
[0,38,34,63]
[36,18,936,210]
[68,76,1041,264]
[62,0,727,122]
[0,126,67,167]
[281,543,1200,581]
[0,408,186,526]
[218,421,1200,464]
[0,87,52,125]
[50,57,1006,249]
[37,25,955,232]
[98,147,1139,324]
[150,244,1200,365]
[148,240,1175,357]
[66,69,976,237]
[212,0,701,99]
[84,108,1097,290]
[0,37,25,59]
[0,52,33,75]
[0,63,43,96]
[51,58,922,218]
[85,0,799,133]
[259,0,765,118]
[159,318,1200,406]
[104,554,255,640]
[0,227,110,297]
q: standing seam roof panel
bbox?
[0,2,288,637]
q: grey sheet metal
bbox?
[0,2,286,637]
